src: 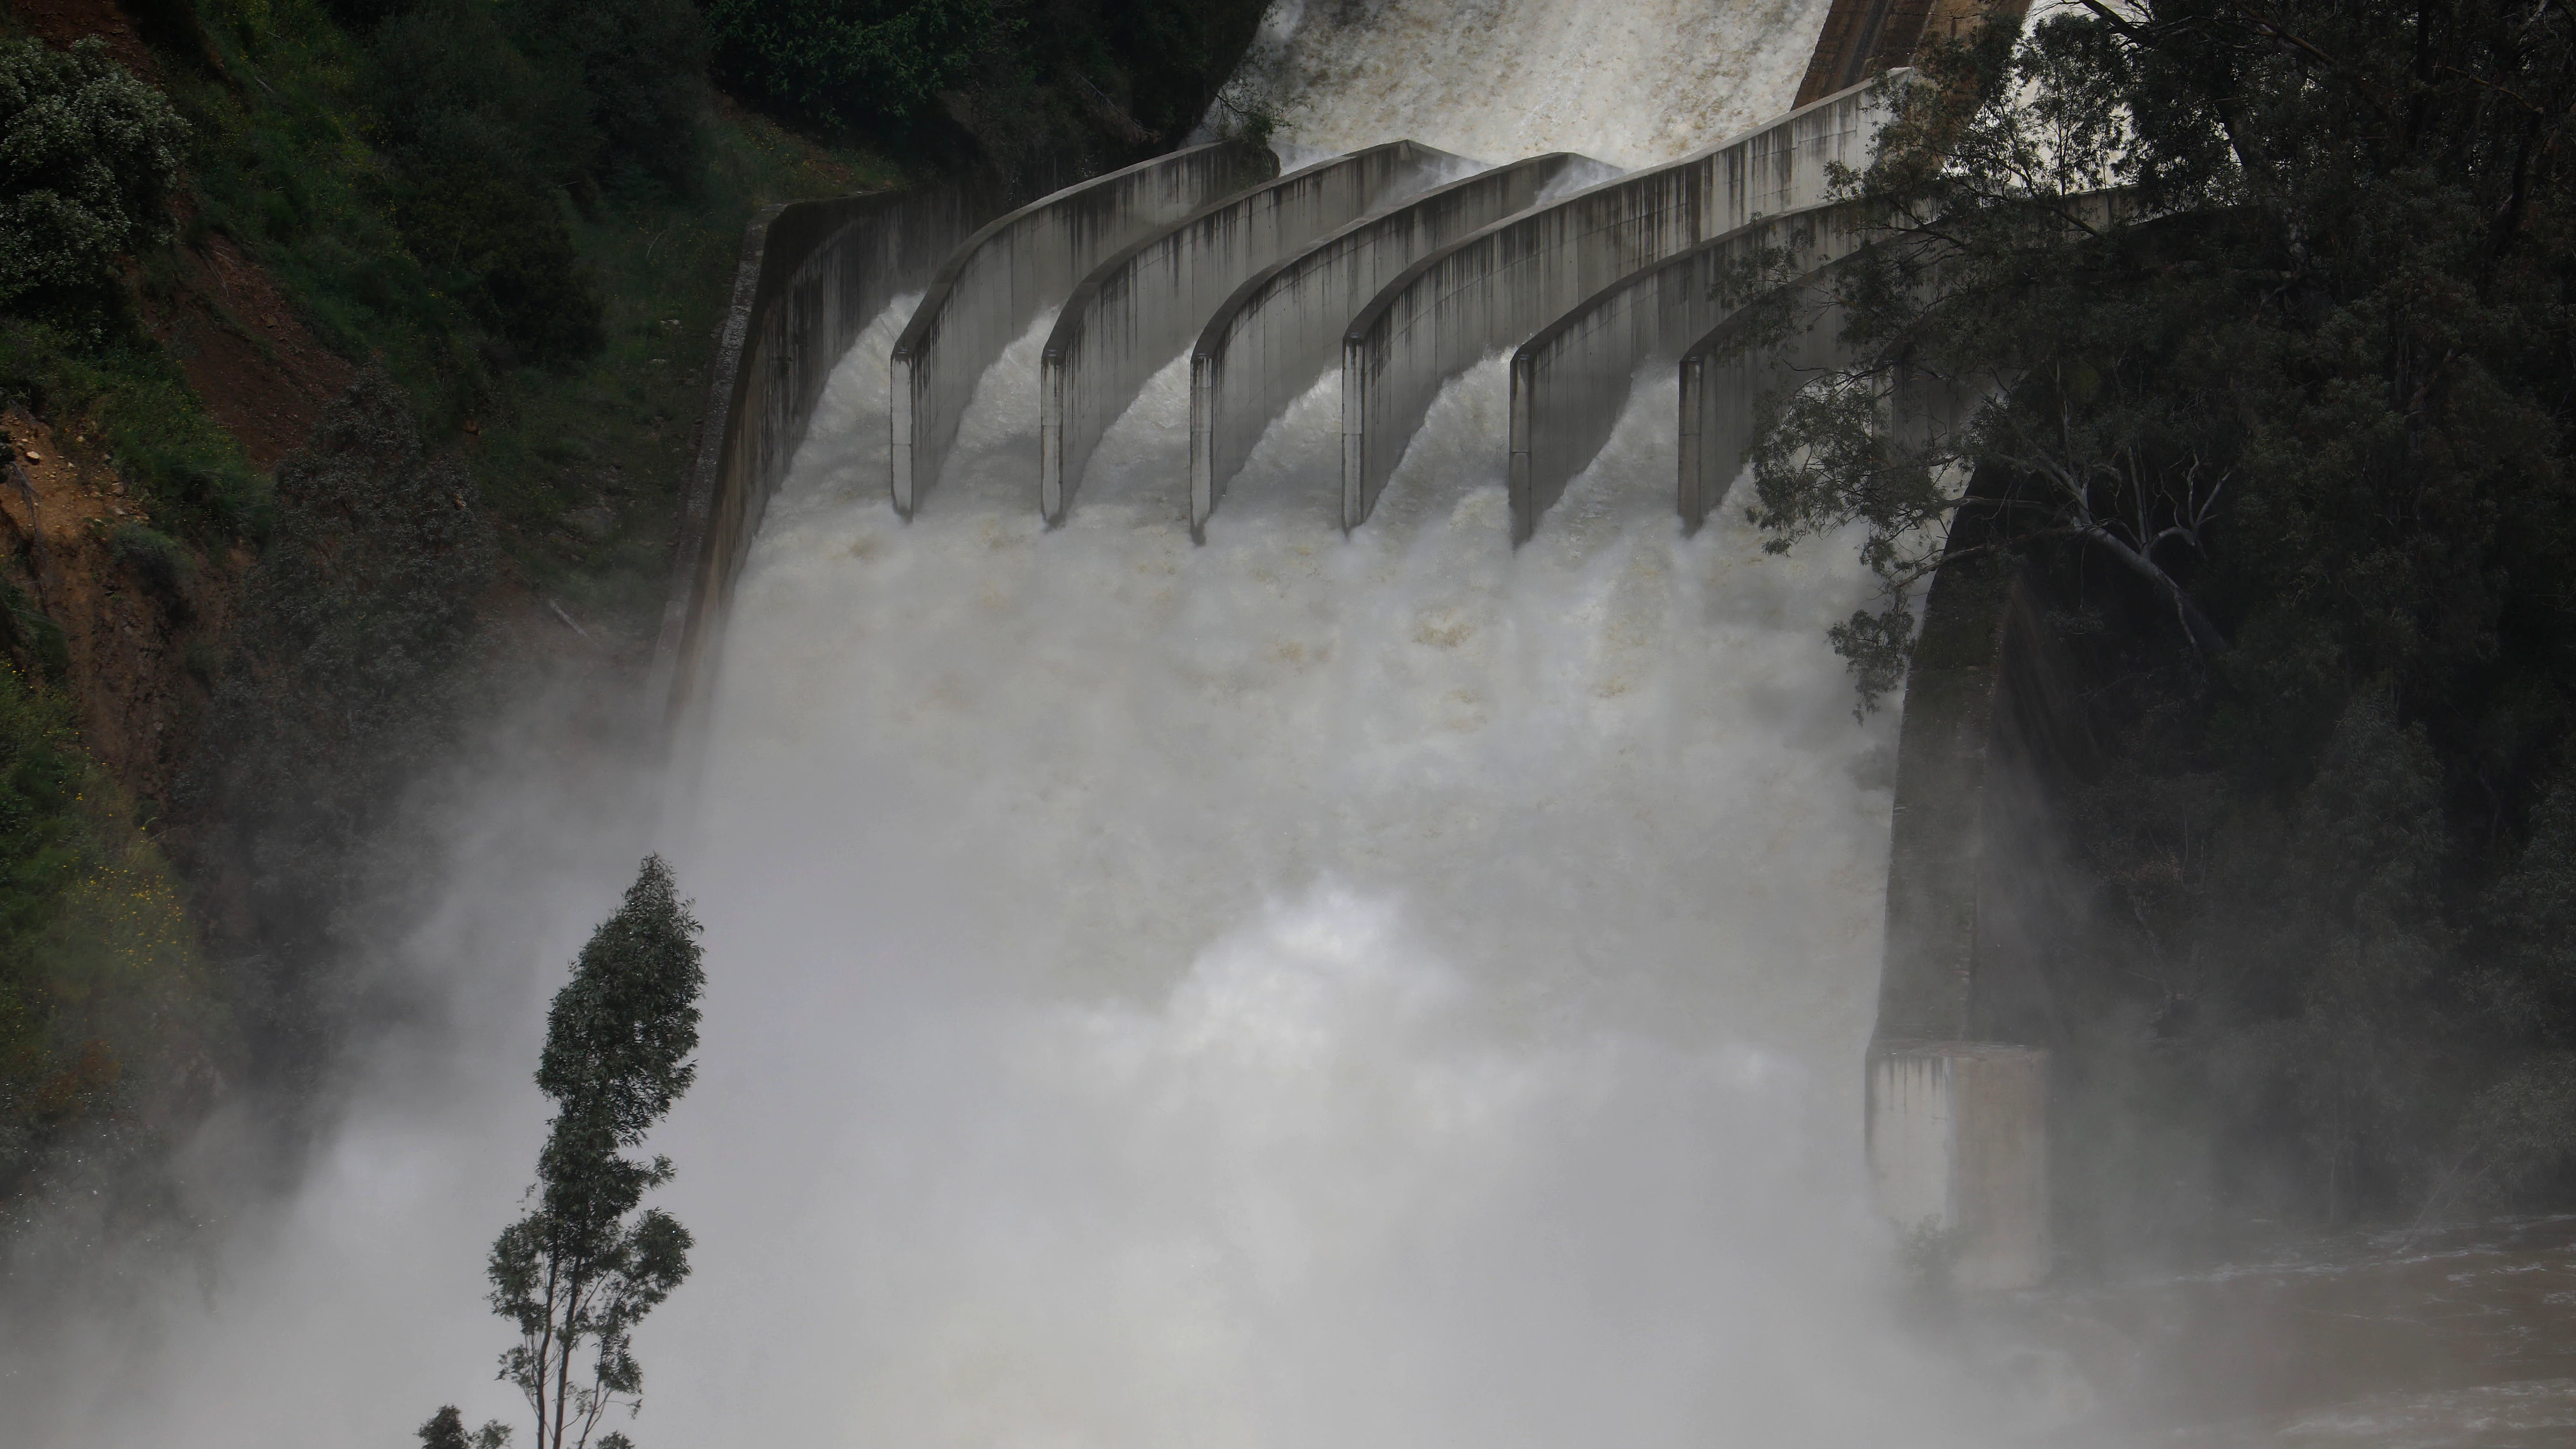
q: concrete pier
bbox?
[1185,152,1597,538]
[1867,1043,2051,1290]
[1675,269,1856,534]
[1038,142,1460,525]
[1507,203,1868,542]
[889,141,1276,516]
[1339,80,1884,530]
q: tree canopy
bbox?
[1750,0,2576,1231]
[486,856,705,1449]
[0,37,187,308]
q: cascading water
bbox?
[655,292,1983,1446]
[13,3,2073,1445]
[1241,0,1837,165]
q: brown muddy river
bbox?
[1960,1217,2576,1446]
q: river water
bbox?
[20,1,2576,1446]
[2042,1217,2576,1447]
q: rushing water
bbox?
[649,275,1976,1442]
[25,2,2576,1446]
[1242,0,1838,166]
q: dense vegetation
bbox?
[185,368,493,1079]
[1755,0,2576,1246]
[0,661,225,1260]
[0,0,1267,1271]
[0,38,186,310]
[702,0,1272,167]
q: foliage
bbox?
[698,0,1269,163]
[487,856,703,1449]
[0,320,267,540]
[185,367,492,1068]
[419,1404,513,1449]
[170,0,876,613]
[518,0,710,194]
[1746,0,2576,1229]
[701,0,990,130]
[0,37,189,309]
[390,163,604,366]
[110,522,193,616]
[0,660,222,1249]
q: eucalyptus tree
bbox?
[486,856,706,1449]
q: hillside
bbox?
[0,0,1264,1272]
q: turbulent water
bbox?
[38,1,2576,1446]
[642,297,1965,1444]
[1241,0,1836,166]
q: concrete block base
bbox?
[1867,1042,2051,1290]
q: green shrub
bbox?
[109,522,191,613]
[0,320,268,540]
[523,0,708,194]
[392,165,605,366]
[189,367,494,1032]
[0,582,69,685]
[0,659,222,1244]
[0,38,189,309]
[701,0,991,130]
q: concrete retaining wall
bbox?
[1039,141,1458,523]
[1867,1043,2051,1289]
[651,179,1006,736]
[1865,483,2102,1289]
[1185,152,1596,538]
[1339,77,1888,529]
[1507,201,1870,542]
[889,141,1278,516]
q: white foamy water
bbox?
[1244,0,1839,166]
[6,7,2042,1444]
[628,279,1981,1444]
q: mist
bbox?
[3,241,2038,1446]
[6,1,2030,1442]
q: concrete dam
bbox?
[46,0,2069,1444]
[882,83,1886,544]
[658,0,2051,1320]
[639,0,2068,1437]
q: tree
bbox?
[486,856,705,1449]
[1739,0,2576,717]
[699,0,992,130]
[0,37,187,309]
[418,1405,513,1449]
[1740,0,2576,1227]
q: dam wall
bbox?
[1506,200,1870,541]
[1675,268,1856,534]
[1039,141,1460,523]
[1339,78,1886,529]
[890,141,1279,516]
[1186,152,1598,537]
[652,179,1007,735]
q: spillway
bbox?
[669,289,1965,1448]
[12,2,2073,1445]
[652,3,2000,1444]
